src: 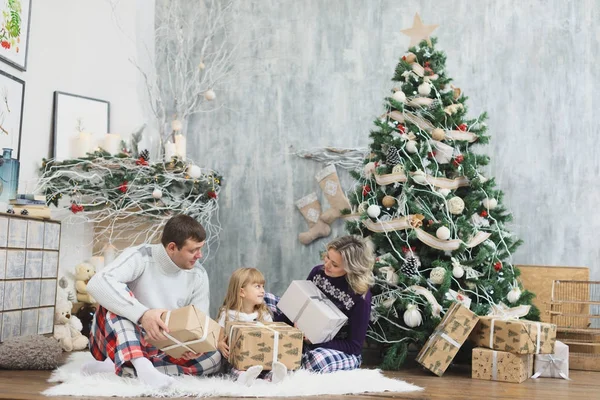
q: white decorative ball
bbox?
[418,82,431,96]
[392,164,404,174]
[405,140,418,154]
[483,198,498,210]
[412,170,428,185]
[363,162,376,178]
[198,62,206,70]
[403,304,423,328]
[392,90,406,103]
[152,188,163,199]
[436,226,451,240]
[447,196,465,215]
[438,188,451,197]
[429,267,446,285]
[507,287,522,304]
[204,89,216,101]
[367,204,381,218]
[187,164,202,179]
[452,264,465,279]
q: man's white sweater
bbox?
[87,244,210,324]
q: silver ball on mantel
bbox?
[152,188,163,199]
[204,89,216,101]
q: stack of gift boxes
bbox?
[417,302,569,383]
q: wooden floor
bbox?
[0,363,597,400]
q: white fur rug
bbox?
[43,352,423,397]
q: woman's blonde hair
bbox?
[326,235,375,295]
[219,267,271,323]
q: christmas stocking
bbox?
[296,192,331,245]
[316,164,351,224]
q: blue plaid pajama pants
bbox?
[263,292,361,373]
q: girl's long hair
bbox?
[219,267,271,323]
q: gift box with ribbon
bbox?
[416,302,479,376]
[277,280,348,344]
[225,321,303,371]
[148,305,221,359]
[471,305,557,355]
[472,347,534,383]
[532,340,570,380]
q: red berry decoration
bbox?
[118,181,128,193]
[135,157,148,166]
[402,55,407,61]
[207,191,217,199]
[427,151,435,158]
[480,210,488,217]
[362,185,371,196]
[1,41,10,49]
[70,203,84,214]
[397,124,406,133]
[452,154,464,167]
[494,262,502,272]
[424,61,431,68]
[458,123,468,131]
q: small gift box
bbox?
[532,340,570,380]
[148,305,220,359]
[225,321,303,371]
[472,348,534,383]
[277,280,348,344]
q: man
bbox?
[83,214,221,389]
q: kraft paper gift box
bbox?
[225,321,303,371]
[277,280,348,344]
[472,348,534,383]
[471,316,557,355]
[148,305,220,359]
[416,302,479,376]
[532,340,570,380]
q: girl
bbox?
[217,267,288,385]
[267,235,374,373]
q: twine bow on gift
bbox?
[294,291,347,343]
[531,354,571,380]
[160,311,211,354]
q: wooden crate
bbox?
[516,265,589,324]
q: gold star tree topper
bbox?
[401,13,439,47]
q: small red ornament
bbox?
[207,191,217,199]
[374,161,379,167]
[1,41,10,49]
[458,123,468,131]
[118,181,128,193]
[424,67,433,75]
[70,203,84,214]
[401,55,406,61]
[452,154,464,167]
[480,210,488,217]
[397,124,406,133]
[494,262,502,272]
[427,219,434,226]
[402,246,416,253]
[135,157,148,166]
[362,185,371,196]
[427,151,436,158]
[457,294,464,301]
[424,61,431,68]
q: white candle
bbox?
[164,141,176,160]
[172,119,182,132]
[75,132,92,158]
[89,256,105,271]
[104,133,121,155]
[174,134,186,160]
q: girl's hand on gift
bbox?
[180,351,203,360]
[141,308,169,342]
[218,338,230,359]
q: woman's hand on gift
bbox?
[218,338,230,359]
[140,308,169,342]
[293,323,311,344]
[180,351,204,360]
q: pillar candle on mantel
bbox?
[75,132,92,158]
[104,133,121,155]
[165,141,176,160]
[174,134,186,161]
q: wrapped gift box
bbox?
[533,340,570,379]
[277,280,348,344]
[472,348,534,383]
[416,302,479,376]
[148,305,220,359]
[471,316,557,354]
[225,321,303,371]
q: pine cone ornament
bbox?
[139,149,150,161]
[400,253,421,276]
[386,146,401,165]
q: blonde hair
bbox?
[326,235,375,295]
[219,267,271,323]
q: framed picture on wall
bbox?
[0,69,25,160]
[52,91,110,161]
[0,0,32,71]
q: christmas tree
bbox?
[343,15,539,369]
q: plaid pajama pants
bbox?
[263,292,361,373]
[89,304,222,377]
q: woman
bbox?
[266,235,375,373]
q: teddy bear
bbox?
[53,300,89,352]
[75,262,96,304]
